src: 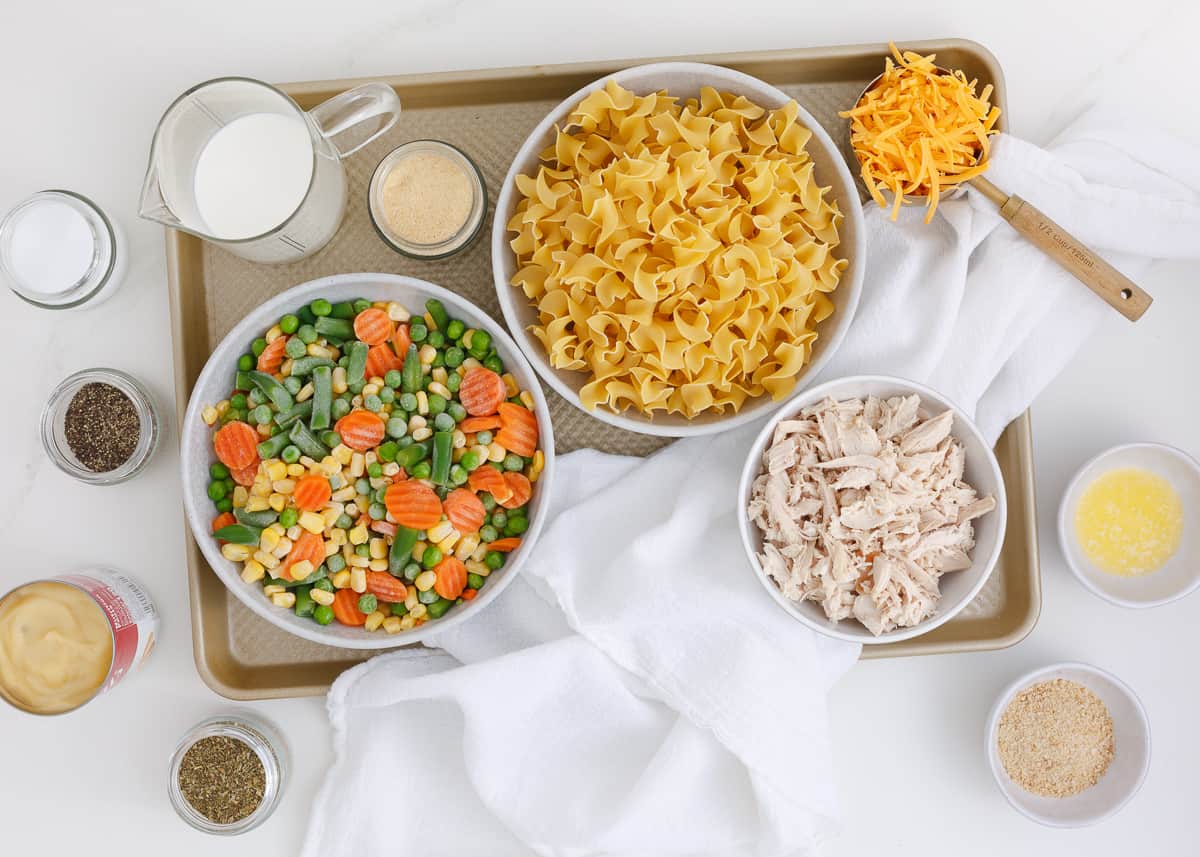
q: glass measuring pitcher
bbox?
[139,77,401,264]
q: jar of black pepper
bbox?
[168,714,286,835]
[41,368,160,484]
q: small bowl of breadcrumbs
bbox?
[986,662,1150,827]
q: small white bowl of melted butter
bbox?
[1058,442,1200,608]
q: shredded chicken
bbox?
[748,395,996,635]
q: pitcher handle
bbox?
[309,82,401,158]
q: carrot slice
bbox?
[369,520,397,538]
[487,537,522,553]
[459,415,501,433]
[256,336,288,374]
[230,460,260,487]
[459,368,506,416]
[364,344,404,381]
[391,323,411,362]
[497,472,532,510]
[282,530,326,581]
[353,308,394,346]
[293,475,332,512]
[443,488,486,534]
[433,556,468,600]
[384,480,443,530]
[213,421,259,469]
[461,588,477,600]
[335,410,385,451]
[467,466,513,503]
[496,402,538,457]
[332,588,368,626]
[211,512,237,534]
[365,571,407,603]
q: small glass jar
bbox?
[368,140,487,259]
[0,190,126,310]
[41,368,161,485]
[168,714,287,835]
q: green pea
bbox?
[480,493,496,511]
[311,299,333,317]
[378,387,395,404]
[448,403,467,422]
[484,355,504,374]
[422,546,443,568]
[485,551,504,571]
[355,477,371,495]
[372,486,389,504]
[431,352,445,369]
[377,441,399,462]
[207,481,227,501]
[399,393,418,412]
[313,577,335,593]
[326,553,346,573]
[480,524,498,542]
[237,354,254,372]
[251,404,273,425]
[332,398,351,420]
[427,598,453,619]
[280,314,300,334]
[384,369,403,388]
[418,588,441,605]
[281,444,301,464]
[368,502,387,520]
[411,461,432,480]
[460,451,482,471]
[355,543,371,557]
[503,454,524,472]
[321,430,341,448]
[284,376,303,395]
[444,346,465,368]
[469,330,492,356]
[386,417,407,438]
[223,477,236,494]
[251,337,268,357]
[445,373,462,393]
[221,408,244,424]
[210,462,230,480]
[396,436,414,449]
[348,380,364,395]
[357,593,378,614]
[298,305,317,325]
[313,604,335,625]
[297,324,318,344]
[491,510,508,528]
[248,388,267,406]
[475,428,493,445]
[285,337,307,359]
[466,573,485,592]
[427,394,447,415]
[426,330,445,348]
[433,412,455,432]
[215,497,233,513]
[505,517,529,536]
[335,514,354,530]
[409,322,427,343]
[403,562,421,582]
[367,462,383,479]
[353,298,372,314]
[449,465,468,486]
[392,602,409,616]
[364,394,383,412]
[230,393,248,411]
[279,507,299,528]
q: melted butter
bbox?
[1074,467,1183,576]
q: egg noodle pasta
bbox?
[507,81,845,418]
[840,43,1001,223]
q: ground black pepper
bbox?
[63,382,139,472]
[177,735,266,825]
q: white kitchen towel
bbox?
[303,104,1200,857]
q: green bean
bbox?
[417,588,441,605]
[346,340,369,387]
[400,345,421,393]
[411,461,432,480]
[426,598,453,619]
[392,602,409,616]
[234,508,278,528]
[296,323,318,345]
[289,420,329,459]
[431,431,453,485]
[330,300,357,320]
[283,375,303,395]
[235,371,255,393]
[396,442,429,470]
[402,562,421,582]
[289,356,334,377]
[214,523,261,545]
[314,316,355,340]
[377,441,399,462]
[425,298,451,332]
[294,586,315,618]
[248,370,294,412]
[321,430,341,448]
[273,399,313,428]
[298,305,317,325]
[257,431,291,460]
[353,298,372,314]
[310,365,332,431]
[390,526,420,575]
[284,336,307,359]
[281,444,301,464]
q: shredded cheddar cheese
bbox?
[840,43,1001,223]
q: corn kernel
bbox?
[408,603,428,620]
[349,453,365,478]
[251,481,272,499]
[310,588,335,606]
[240,560,266,583]
[469,444,490,462]
[246,495,271,512]
[400,615,416,631]
[348,554,370,568]
[466,559,489,576]
[368,538,387,559]
[253,549,280,570]
[201,406,219,425]
[319,456,340,477]
[272,540,293,561]
[332,444,353,466]
[451,429,466,449]
[286,524,302,541]
[345,502,359,517]
[461,330,475,349]
[364,610,386,632]
[221,543,251,562]
[411,541,427,562]
[263,583,286,596]
[265,324,283,343]
[280,357,295,377]
[519,391,535,409]
[348,523,369,546]
[332,365,348,394]
[436,533,459,554]
[529,450,545,482]
[215,399,231,416]
[331,570,352,589]
[455,534,480,560]
[330,528,348,547]
[363,382,380,397]
[271,592,296,609]
[266,461,287,481]
[427,381,451,400]
[290,560,314,580]
[418,345,437,366]
[412,427,432,442]
[461,357,482,372]
[502,373,519,397]
[283,463,303,478]
[351,394,364,408]
[416,391,429,415]
[294,382,314,403]
[307,344,333,359]
[386,302,411,322]
[404,590,420,610]
[488,442,507,462]
[260,527,281,552]
[383,616,403,634]
[232,486,249,507]
[268,493,287,512]
[350,567,367,593]
[332,486,356,502]
[367,559,387,572]
[273,479,295,495]
[427,520,453,543]
[324,541,339,559]
[382,462,401,477]
[321,507,342,527]
[414,571,437,592]
[431,366,449,384]
[292,512,321,535]
[408,415,427,432]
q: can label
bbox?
[58,569,158,693]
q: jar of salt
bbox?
[0,190,126,309]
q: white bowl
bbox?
[736,375,1007,644]
[1058,442,1200,608]
[180,274,555,649]
[492,62,865,438]
[986,662,1151,828]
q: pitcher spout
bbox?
[138,162,180,229]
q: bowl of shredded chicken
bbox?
[739,375,1006,643]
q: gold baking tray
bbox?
[165,39,1040,698]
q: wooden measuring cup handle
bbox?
[970,177,1152,321]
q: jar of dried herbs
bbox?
[168,714,286,835]
[41,368,160,485]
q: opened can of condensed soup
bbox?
[0,568,158,715]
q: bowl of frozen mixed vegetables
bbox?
[180,274,554,647]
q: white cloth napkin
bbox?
[302,104,1200,857]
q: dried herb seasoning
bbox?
[63,382,140,472]
[177,735,266,825]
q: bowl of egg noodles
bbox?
[492,63,865,437]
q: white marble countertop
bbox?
[2,1,1197,854]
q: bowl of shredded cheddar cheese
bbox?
[493,62,865,437]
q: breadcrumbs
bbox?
[996,678,1114,797]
